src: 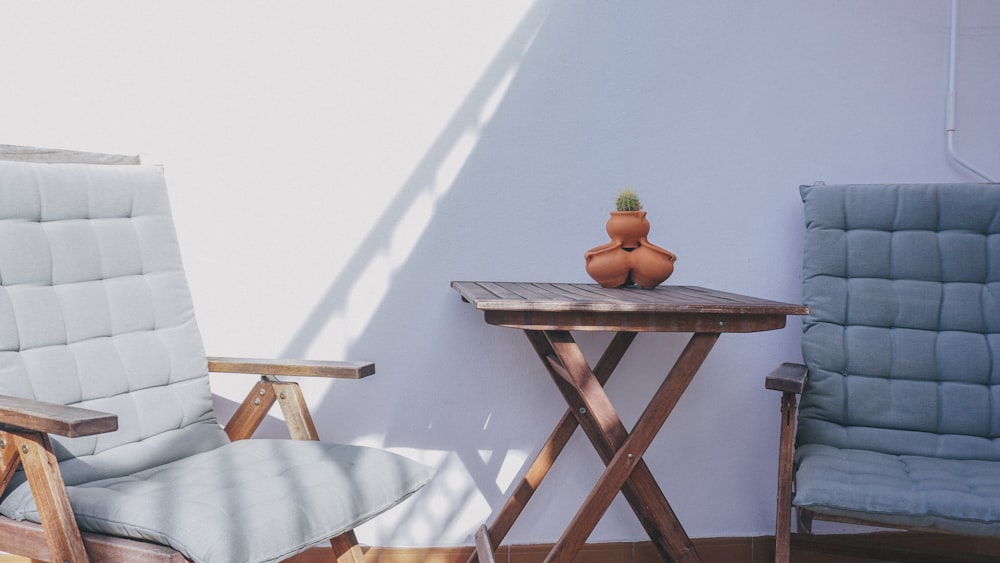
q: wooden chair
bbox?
[769,183,1000,562]
[0,145,433,562]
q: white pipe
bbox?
[946,0,997,182]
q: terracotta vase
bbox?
[584,211,676,289]
[605,211,649,249]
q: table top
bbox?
[451,281,808,333]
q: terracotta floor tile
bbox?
[380,545,476,563]
[509,542,632,563]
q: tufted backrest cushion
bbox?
[798,183,1000,460]
[0,160,229,487]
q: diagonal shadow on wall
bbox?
[260,0,707,548]
[280,1,554,362]
[273,0,566,547]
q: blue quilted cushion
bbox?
[796,183,1000,534]
[794,444,1000,535]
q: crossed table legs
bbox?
[472,329,720,563]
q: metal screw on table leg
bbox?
[579,407,587,415]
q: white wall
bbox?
[2,0,998,548]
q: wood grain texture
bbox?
[224,381,323,441]
[542,333,719,563]
[765,363,808,394]
[331,530,367,563]
[774,392,798,563]
[275,382,321,441]
[0,517,188,562]
[453,282,805,332]
[0,395,118,438]
[529,331,702,562]
[8,431,88,562]
[469,332,638,563]
[454,282,806,563]
[208,357,375,379]
[223,381,279,441]
[0,429,23,493]
[452,282,808,315]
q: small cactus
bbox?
[615,188,642,212]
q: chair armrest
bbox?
[770,362,806,563]
[765,362,807,394]
[210,357,374,441]
[207,357,375,379]
[0,395,118,438]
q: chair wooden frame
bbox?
[766,362,806,563]
[0,358,376,563]
[767,182,1000,563]
[0,146,385,563]
[768,364,989,563]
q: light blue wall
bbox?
[1,0,997,547]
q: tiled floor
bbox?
[5,532,999,562]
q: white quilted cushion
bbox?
[2,439,433,563]
[0,160,225,479]
[0,160,432,562]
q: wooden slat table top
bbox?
[451,281,808,316]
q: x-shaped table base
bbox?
[473,329,719,563]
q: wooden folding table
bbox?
[452,281,807,563]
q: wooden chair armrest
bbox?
[770,362,806,563]
[0,395,117,438]
[211,357,372,441]
[765,362,807,394]
[208,357,374,379]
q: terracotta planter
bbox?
[605,211,649,249]
[585,211,676,289]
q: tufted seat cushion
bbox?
[796,183,1000,535]
[0,159,432,562]
[794,444,1000,536]
[2,439,432,563]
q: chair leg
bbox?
[224,380,322,442]
[775,391,798,563]
[330,530,366,563]
[5,430,89,563]
[274,381,320,441]
[224,380,279,440]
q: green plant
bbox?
[615,188,642,212]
